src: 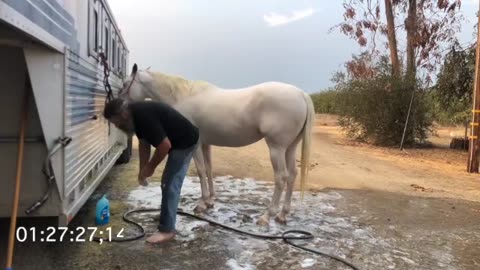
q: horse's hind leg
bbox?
[257,143,288,226]
[275,141,299,224]
[192,144,210,213]
[202,144,215,208]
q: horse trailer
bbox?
[0,0,131,225]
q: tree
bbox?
[335,70,432,146]
[385,0,400,77]
[335,0,463,81]
[333,52,392,82]
[432,42,474,124]
[406,0,417,79]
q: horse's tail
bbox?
[300,91,315,200]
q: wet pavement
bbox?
[1,175,480,269]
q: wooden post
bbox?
[5,84,29,270]
[465,120,469,151]
[468,3,480,173]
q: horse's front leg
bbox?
[192,144,210,213]
[202,144,215,208]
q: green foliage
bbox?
[318,42,473,146]
[310,89,339,114]
[430,44,473,125]
[335,75,433,146]
[427,90,470,125]
[434,44,474,106]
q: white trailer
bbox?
[0,0,131,225]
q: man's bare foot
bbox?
[146,232,175,244]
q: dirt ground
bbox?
[2,114,480,270]
[209,114,477,203]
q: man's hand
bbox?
[140,163,155,179]
[138,163,154,186]
[138,174,149,186]
[137,137,170,187]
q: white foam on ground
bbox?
[300,258,316,268]
[226,259,255,270]
[127,185,162,208]
[126,176,419,269]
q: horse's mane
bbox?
[146,71,215,103]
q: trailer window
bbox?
[117,45,121,73]
[122,54,125,75]
[121,52,125,76]
[104,25,109,59]
[94,10,98,51]
[88,0,101,57]
[112,35,116,69]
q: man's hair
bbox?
[103,98,127,119]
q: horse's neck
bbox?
[146,72,216,105]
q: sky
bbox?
[108,0,479,93]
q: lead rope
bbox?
[98,52,114,103]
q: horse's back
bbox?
[246,82,308,142]
[207,81,307,118]
[181,81,308,146]
[239,81,307,114]
[212,81,305,107]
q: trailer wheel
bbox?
[116,136,132,164]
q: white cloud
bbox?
[462,0,478,8]
[263,8,316,27]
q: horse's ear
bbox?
[132,63,138,74]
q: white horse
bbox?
[119,64,314,225]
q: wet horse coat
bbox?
[119,64,314,224]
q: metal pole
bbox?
[468,2,480,173]
[400,87,415,150]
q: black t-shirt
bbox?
[129,101,199,150]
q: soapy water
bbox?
[126,176,455,270]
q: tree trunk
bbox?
[406,0,417,79]
[384,0,401,77]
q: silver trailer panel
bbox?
[0,0,129,224]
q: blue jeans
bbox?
[158,143,196,232]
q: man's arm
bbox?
[139,139,151,172]
[139,137,172,180]
[148,137,172,169]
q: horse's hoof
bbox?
[205,198,215,209]
[256,217,269,226]
[194,204,207,214]
[274,215,287,225]
[205,202,215,209]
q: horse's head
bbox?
[118,63,150,102]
